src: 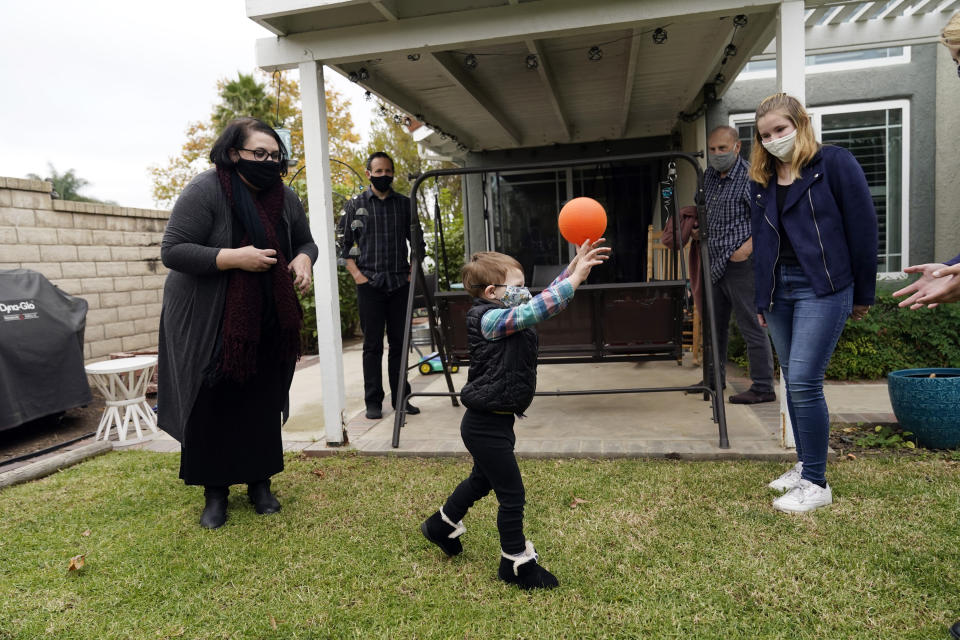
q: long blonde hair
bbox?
[941,12,960,46]
[748,93,820,187]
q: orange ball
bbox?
[558,197,607,246]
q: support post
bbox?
[775,0,804,449]
[299,60,347,445]
[776,0,806,105]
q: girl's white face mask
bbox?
[761,129,797,162]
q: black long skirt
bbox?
[178,349,293,487]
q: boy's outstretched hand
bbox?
[567,238,611,289]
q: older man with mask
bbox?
[694,125,776,404]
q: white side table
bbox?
[85,355,159,442]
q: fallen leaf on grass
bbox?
[569,497,589,509]
[846,453,857,460]
[67,554,85,572]
[269,615,277,630]
[81,530,91,537]
[311,468,325,479]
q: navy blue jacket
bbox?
[750,145,878,312]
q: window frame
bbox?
[737,46,911,81]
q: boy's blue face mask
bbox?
[500,285,532,307]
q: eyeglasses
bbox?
[237,147,282,162]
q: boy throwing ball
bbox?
[421,238,610,589]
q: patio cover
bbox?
[248,0,957,444]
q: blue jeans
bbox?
[763,264,852,486]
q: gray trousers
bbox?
[708,256,775,393]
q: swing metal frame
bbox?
[390,151,729,449]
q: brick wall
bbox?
[0,176,169,361]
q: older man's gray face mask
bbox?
[708,149,738,173]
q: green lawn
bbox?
[0,452,958,639]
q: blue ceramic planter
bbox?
[887,368,960,449]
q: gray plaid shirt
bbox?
[703,155,752,284]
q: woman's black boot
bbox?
[200,486,229,529]
[248,479,281,515]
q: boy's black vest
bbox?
[459,298,538,415]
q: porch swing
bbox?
[391,151,730,450]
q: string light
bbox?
[364,90,372,101]
[464,54,478,70]
[365,95,468,153]
[652,28,668,44]
[587,46,603,61]
[407,53,421,61]
[525,54,539,70]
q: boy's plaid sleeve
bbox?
[481,271,575,340]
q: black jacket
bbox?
[459,299,539,415]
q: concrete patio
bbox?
[131,338,895,460]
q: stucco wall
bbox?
[708,43,938,267]
[934,44,960,262]
[0,177,169,361]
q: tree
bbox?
[27,164,115,204]
[150,70,360,208]
[212,73,273,132]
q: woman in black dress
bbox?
[158,117,317,528]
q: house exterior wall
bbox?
[0,177,169,361]
[934,43,960,262]
[708,43,938,266]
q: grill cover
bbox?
[0,269,92,431]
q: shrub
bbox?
[727,291,960,380]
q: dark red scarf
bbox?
[216,166,302,383]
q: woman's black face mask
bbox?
[237,158,281,190]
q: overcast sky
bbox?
[0,0,371,209]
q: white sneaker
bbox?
[768,462,803,492]
[773,479,832,513]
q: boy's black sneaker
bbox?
[420,509,464,557]
[498,541,559,590]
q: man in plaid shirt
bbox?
[696,126,775,404]
[338,151,425,419]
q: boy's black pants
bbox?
[443,408,526,555]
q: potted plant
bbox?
[887,368,960,449]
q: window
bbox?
[731,100,909,275]
[738,47,910,80]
